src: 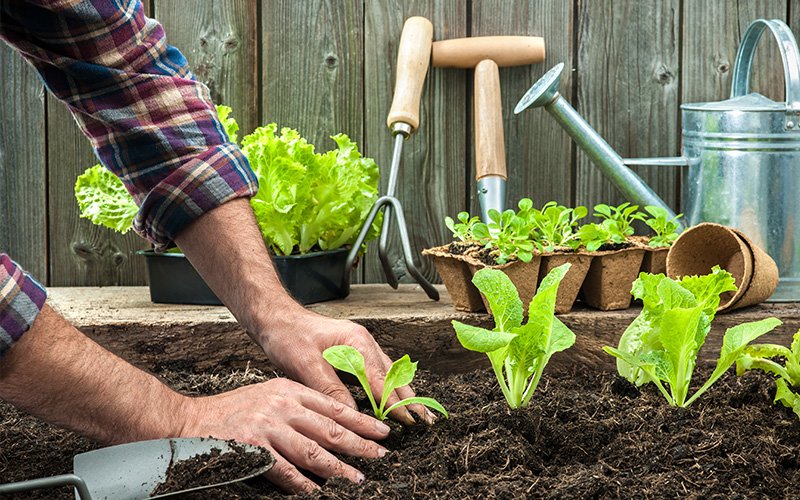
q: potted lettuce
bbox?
[75,106,381,305]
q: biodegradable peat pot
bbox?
[467,255,542,313]
[666,223,778,311]
[422,245,485,312]
[640,247,669,275]
[581,247,646,311]
[139,248,351,306]
[539,252,593,313]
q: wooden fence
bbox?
[0,0,795,286]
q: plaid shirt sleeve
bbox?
[0,255,47,357]
[0,0,259,251]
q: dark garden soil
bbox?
[447,241,481,256]
[2,364,799,499]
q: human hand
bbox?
[257,308,437,425]
[179,377,390,493]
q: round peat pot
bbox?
[138,248,351,306]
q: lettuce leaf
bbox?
[242,125,381,255]
[215,104,239,144]
[74,164,138,233]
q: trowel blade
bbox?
[477,175,507,223]
[73,437,274,500]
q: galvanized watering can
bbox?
[515,18,800,301]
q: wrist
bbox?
[251,300,314,349]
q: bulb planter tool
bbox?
[344,17,439,301]
[515,19,800,302]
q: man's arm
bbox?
[0,303,389,493]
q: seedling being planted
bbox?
[736,329,800,419]
[451,263,576,409]
[322,346,448,421]
[604,267,781,407]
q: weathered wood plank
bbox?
[153,0,258,136]
[470,0,574,210]
[0,43,48,281]
[362,0,468,286]
[575,0,681,214]
[46,99,147,286]
[683,1,787,105]
[48,284,799,374]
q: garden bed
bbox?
[2,365,799,498]
[2,286,799,498]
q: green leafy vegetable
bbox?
[604,268,781,407]
[643,205,682,248]
[527,201,587,252]
[215,104,239,144]
[736,329,800,419]
[577,220,626,251]
[322,345,448,421]
[593,202,644,238]
[445,211,482,242]
[479,209,535,264]
[74,164,138,233]
[242,124,381,255]
[452,263,576,409]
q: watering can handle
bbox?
[731,19,800,120]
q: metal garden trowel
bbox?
[0,437,274,500]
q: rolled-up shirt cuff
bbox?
[132,143,259,252]
[0,254,47,357]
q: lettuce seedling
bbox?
[452,264,576,409]
[528,201,587,252]
[322,345,448,421]
[577,219,626,251]
[604,268,781,407]
[643,205,683,248]
[476,209,535,264]
[736,330,800,419]
[445,211,482,242]
[593,202,644,238]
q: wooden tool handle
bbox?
[433,36,545,68]
[387,17,433,133]
[474,59,507,180]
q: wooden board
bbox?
[362,0,468,285]
[48,284,800,375]
[0,43,47,281]
[470,0,574,210]
[574,0,681,213]
[153,0,259,136]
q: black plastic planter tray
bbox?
[138,248,351,306]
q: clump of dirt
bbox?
[2,366,799,499]
[447,241,481,256]
[473,247,499,266]
[151,441,273,496]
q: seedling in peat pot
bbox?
[643,205,683,248]
[452,263,576,409]
[577,219,626,251]
[604,267,781,407]
[445,211,482,242]
[478,209,536,264]
[322,346,448,421]
[528,201,587,252]
[736,329,800,419]
[593,202,645,238]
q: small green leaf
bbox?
[380,355,417,411]
[471,268,524,332]
[384,396,449,419]
[323,345,378,415]
[452,321,516,353]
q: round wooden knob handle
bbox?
[387,17,433,133]
[474,59,507,180]
[433,36,545,68]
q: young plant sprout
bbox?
[452,263,576,409]
[593,202,644,238]
[322,345,448,421]
[480,209,536,264]
[445,211,482,242]
[529,201,587,252]
[577,219,625,251]
[736,329,800,419]
[604,267,781,407]
[643,205,683,247]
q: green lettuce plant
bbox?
[736,330,800,419]
[593,202,644,238]
[577,220,626,251]
[452,263,576,409]
[75,105,381,257]
[322,345,448,421]
[604,267,781,407]
[475,208,535,264]
[643,205,682,248]
[528,201,587,252]
[444,211,482,242]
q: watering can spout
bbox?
[515,63,685,228]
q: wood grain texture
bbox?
[682,0,787,105]
[46,99,147,286]
[48,284,799,374]
[153,0,258,136]
[0,43,47,281]
[471,0,574,211]
[574,0,681,214]
[362,0,468,285]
